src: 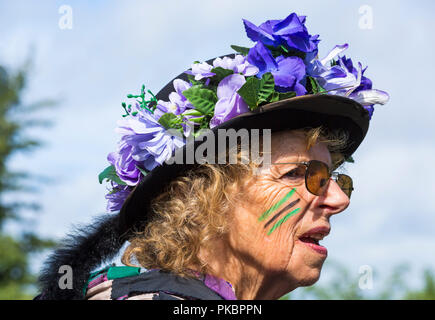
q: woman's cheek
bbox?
[245,179,290,214]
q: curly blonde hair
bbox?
[121,127,348,277]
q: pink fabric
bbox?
[203,274,237,300]
[87,274,108,290]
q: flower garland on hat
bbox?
[99,12,389,212]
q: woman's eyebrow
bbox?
[271,154,307,165]
[269,161,301,175]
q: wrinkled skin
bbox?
[199,130,350,300]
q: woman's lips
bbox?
[298,238,328,256]
[298,226,330,256]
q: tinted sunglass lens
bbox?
[337,174,354,198]
[306,160,330,196]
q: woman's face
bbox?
[228,130,350,297]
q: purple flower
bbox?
[105,183,131,212]
[338,56,372,91]
[307,44,360,93]
[246,42,277,77]
[185,61,214,80]
[108,140,141,186]
[335,55,385,118]
[247,42,307,95]
[307,44,389,118]
[185,55,259,83]
[273,56,307,95]
[155,79,193,118]
[350,89,389,105]
[212,55,259,77]
[210,74,249,128]
[113,107,185,180]
[243,13,320,53]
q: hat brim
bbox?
[118,93,370,238]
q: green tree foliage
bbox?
[0,62,56,299]
[281,260,435,300]
[404,269,435,300]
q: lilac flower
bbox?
[243,13,320,53]
[248,42,306,95]
[155,79,193,118]
[113,106,185,180]
[210,74,249,128]
[105,183,131,212]
[185,55,259,83]
[108,139,141,186]
[212,55,259,76]
[185,61,214,80]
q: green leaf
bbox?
[186,74,203,86]
[136,165,148,176]
[210,67,234,83]
[188,116,205,123]
[237,73,286,109]
[269,92,280,103]
[307,76,326,94]
[280,45,289,53]
[182,109,203,117]
[269,91,296,103]
[98,165,127,185]
[237,77,260,110]
[230,45,250,56]
[345,156,355,163]
[266,45,286,58]
[278,91,296,100]
[158,112,180,129]
[308,76,319,93]
[265,45,307,60]
[182,86,217,116]
[285,49,306,60]
[193,121,211,138]
[258,73,275,105]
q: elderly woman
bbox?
[36,12,388,300]
[119,126,351,300]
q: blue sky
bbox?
[1,0,434,296]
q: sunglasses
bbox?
[275,160,354,199]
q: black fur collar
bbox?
[36,213,124,300]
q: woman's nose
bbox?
[318,178,350,217]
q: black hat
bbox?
[118,84,370,238]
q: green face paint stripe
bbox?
[263,198,300,229]
[258,188,296,222]
[267,207,301,236]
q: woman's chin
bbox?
[287,241,328,286]
[290,263,323,287]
